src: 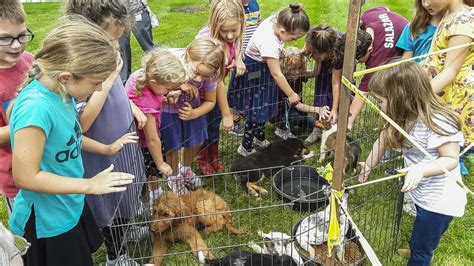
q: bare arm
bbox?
[82,133,138,156]
[178,89,216,120]
[0,126,9,146]
[329,69,342,122]
[216,80,233,131]
[143,113,171,175]
[401,50,414,60]
[358,131,387,182]
[401,141,460,192]
[413,142,459,177]
[265,58,299,105]
[12,127,133,195]
[431,35,471,94]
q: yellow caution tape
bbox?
[353,42,474,78]
[316,163,345,256]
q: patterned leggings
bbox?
[242,120,266,151]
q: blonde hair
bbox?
[0,0,26,23]
[135,49,188,96]
[185,38,226,81]
[208,0,245,51]
[369,61,460,149]
[22,15,117,99]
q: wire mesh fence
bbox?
[101,50,404,265]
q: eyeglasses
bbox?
[0,28,34,46]
[10,235,31,259]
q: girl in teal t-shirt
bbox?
[9,17,137,266]
[396,0,444,61]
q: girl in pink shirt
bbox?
[126,49,188,202]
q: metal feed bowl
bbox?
[272,165,330,212]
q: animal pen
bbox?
[104,1,407,265]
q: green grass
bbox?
[1,0,473,265]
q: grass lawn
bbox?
[1,0,473,265]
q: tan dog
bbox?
[149,191,213,265]
[149,189,243,265]
[182,189,244,235]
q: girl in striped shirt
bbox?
[358,62,466,265]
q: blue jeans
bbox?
[203,105,221,146]
[408,205,453,266]
[119,6,155,82]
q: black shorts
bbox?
[23,202,103,266]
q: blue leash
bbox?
[284,98,291,131]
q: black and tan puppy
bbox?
[321,132,361,174]
[198,250,297,266]
[231,138,310,198]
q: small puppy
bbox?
[248,231,304,265]
[181,189,243,235]
[198,250,297,266]
[318,124,361,174]
[231,138,310,198]
[150,191,213,265]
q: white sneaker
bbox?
[304,127,322,144]
[274,127,296,140]
[237,144,257,157]
[106,254,139,266]
[180,166,202,190]
[253,137,270,148]
[125,225,150,243]
[167,175,189,195]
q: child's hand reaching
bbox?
[288,93,300,105]
[399,165,424,192]
[166,90,182,104]
[221,114,234,131]
[235,57,246,76]
[180,83,199,99]
[157,162,173,176]
[107,132,139,155]
[357,162,371,183]
[88,164,135,194]
[178,102,195,120]
[318,106,330,120]
[328,109,338,123]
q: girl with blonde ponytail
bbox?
[8,16,137,265]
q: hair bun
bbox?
[289,3,302,13]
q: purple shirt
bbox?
[360,7,408,92]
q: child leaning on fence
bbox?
[422,0,473,174]
[228,3,310,157]
[8,16,137,266]
[126,49,188,200]
[300,24,341,143]
[0,0,34,217]
[196,0,246,175]
[160,38,225,195]
[358,62,467,266]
